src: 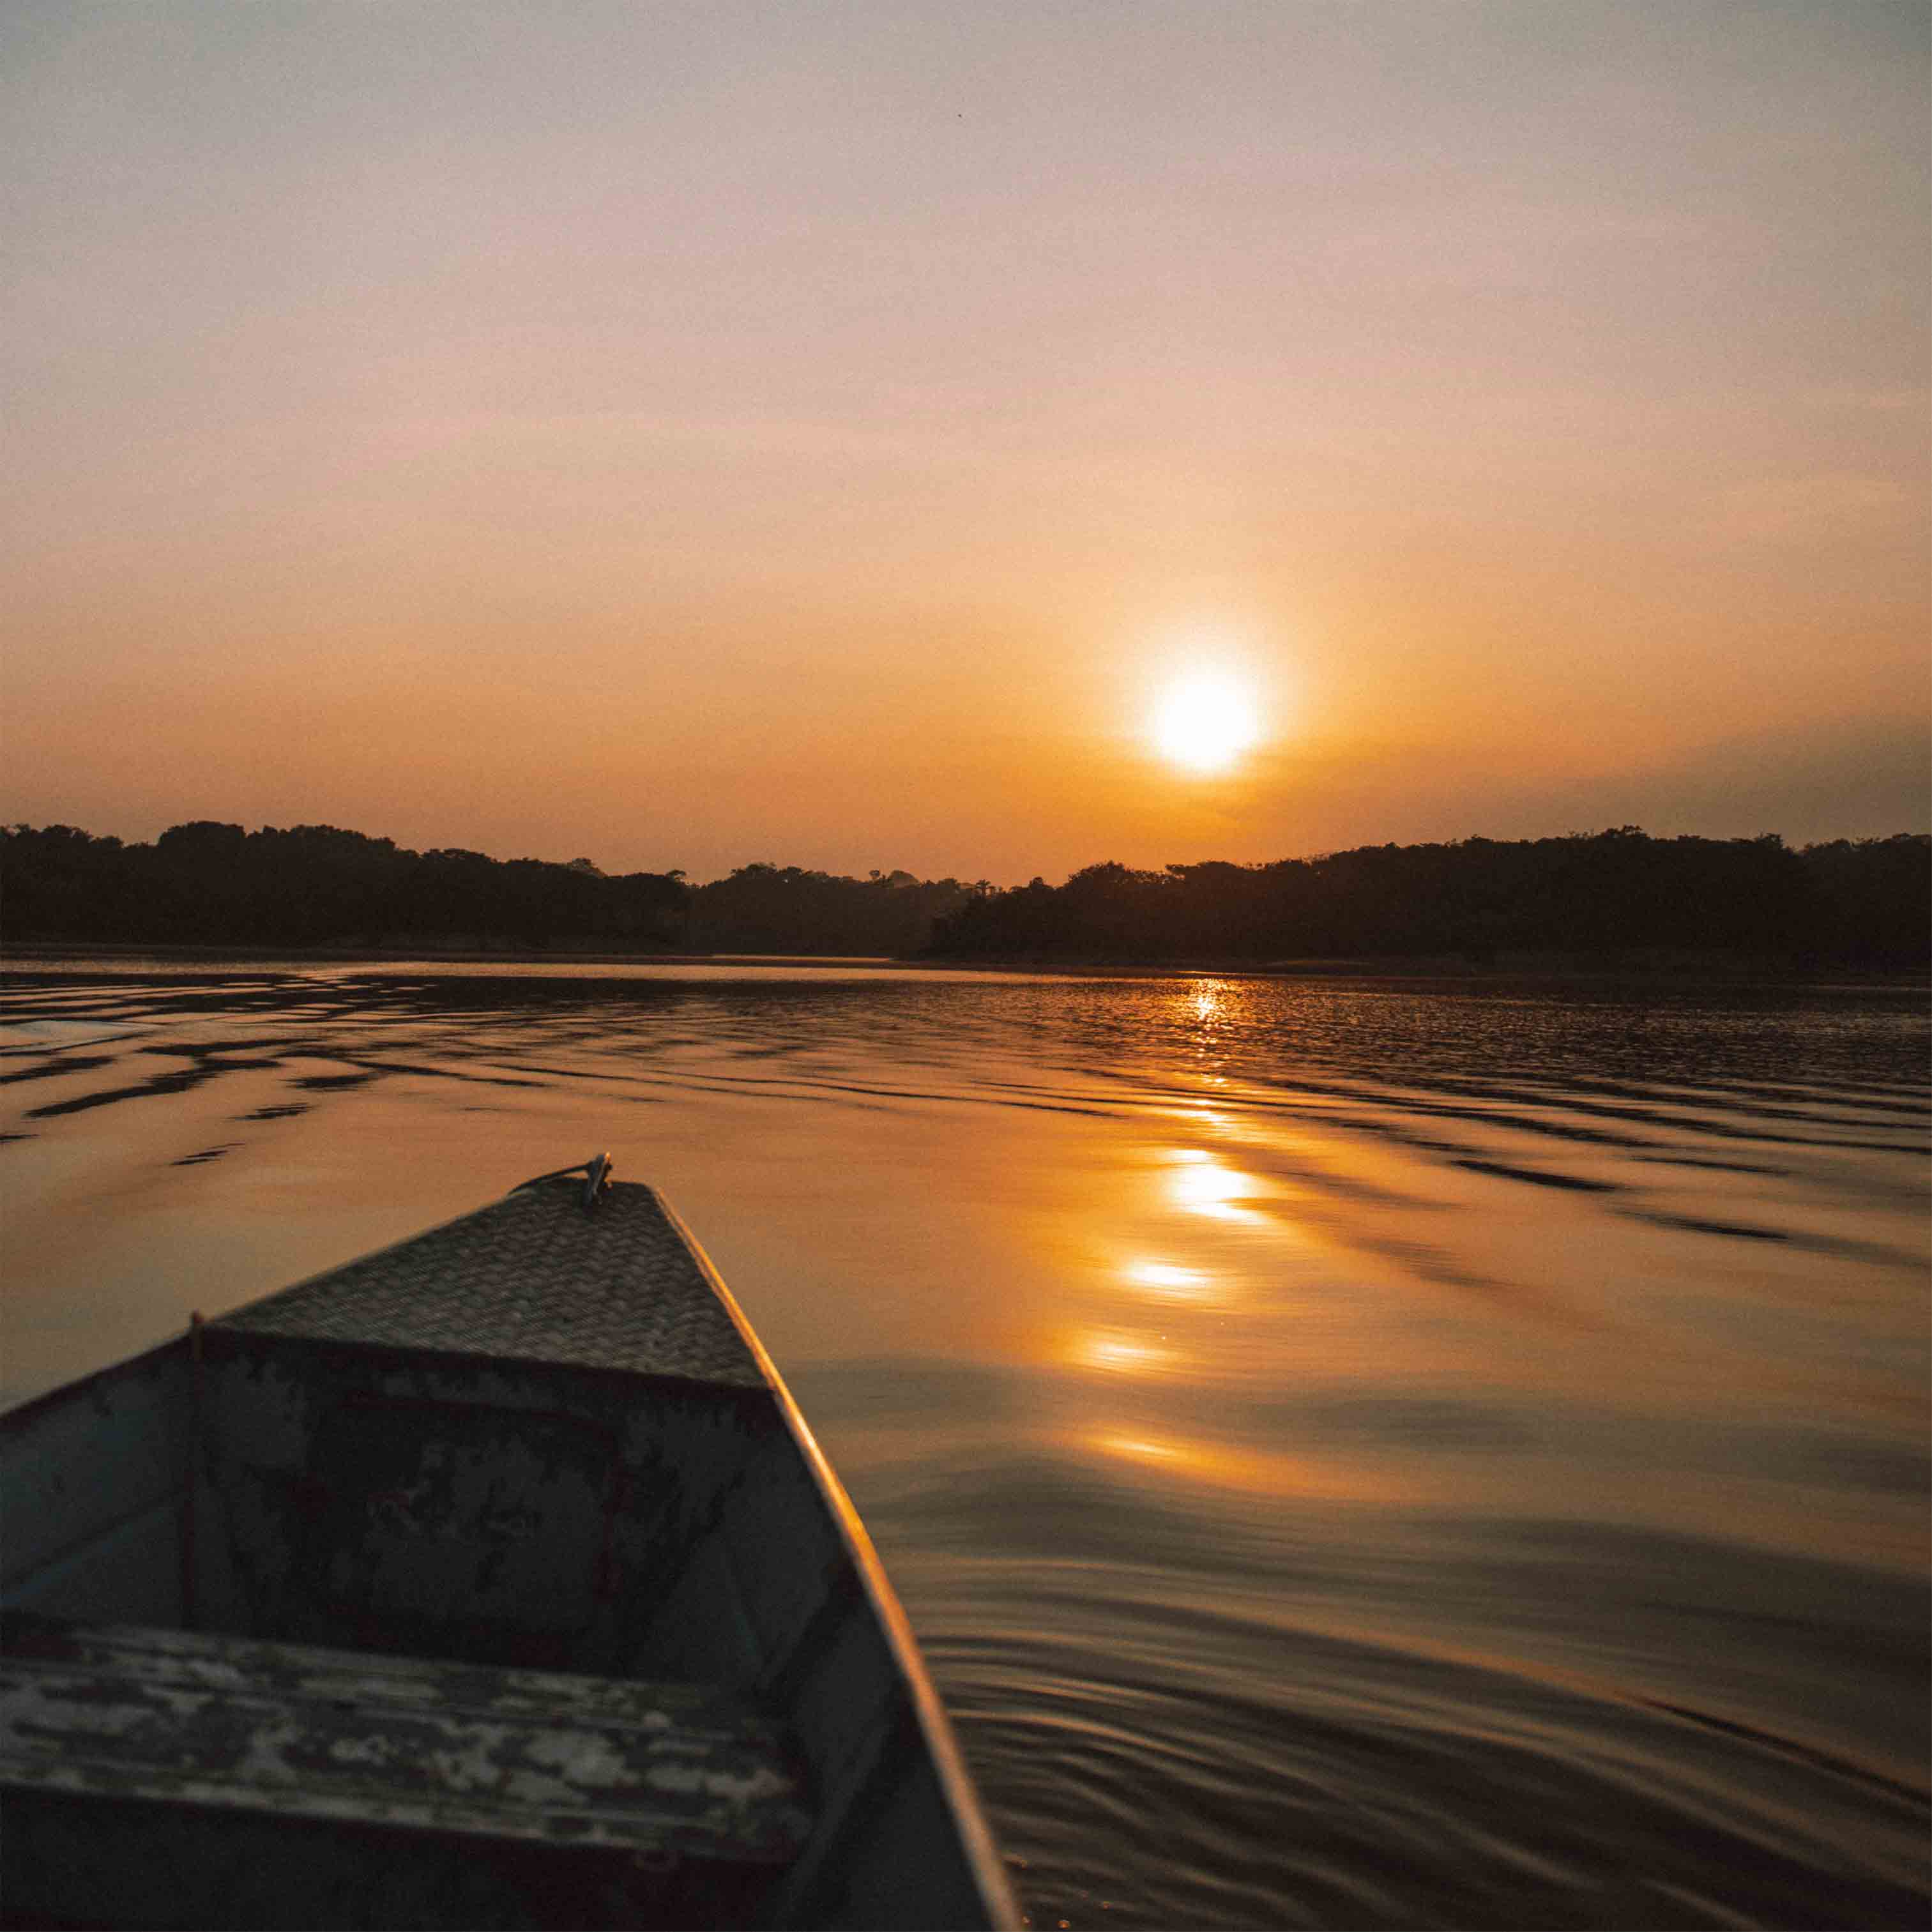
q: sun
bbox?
[1150,671,1261,774]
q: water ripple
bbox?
[3,960,1926,1929]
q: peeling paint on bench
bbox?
[1,1615,810,1863]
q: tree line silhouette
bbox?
[1,821,689,950]
[0,821,983,958]
[2,820,1924,969]
[925,830,1929,971]
[688,862,985,956]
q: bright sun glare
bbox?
[1150,671,1261,774]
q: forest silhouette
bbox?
[2,820,1926,971]
[0,822,973,961]
[931,832,1930,971]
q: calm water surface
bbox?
[2,961,1927,1929]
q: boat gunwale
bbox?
[1,1333,187,1436]
[653,1190,1023,1932]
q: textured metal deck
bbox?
[215,1181,767,1388]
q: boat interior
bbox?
[1,1259,1000,1929]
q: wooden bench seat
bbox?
[0,1613,810,1864]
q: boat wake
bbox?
[856,1443,1931,1932]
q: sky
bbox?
[4,1,1926,884]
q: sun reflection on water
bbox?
[1189,980,1228,1025]
[1122,1259,1215,1300]
[1076,1330,1171,1373]
[1096,1431,1183,1464]
[1164,1149,1260,1220]
[1088,1428,1415,1502]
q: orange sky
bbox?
[5,3,1926,883]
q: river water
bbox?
[1,961,1926,1929]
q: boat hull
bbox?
[1,1178,1017,1930]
